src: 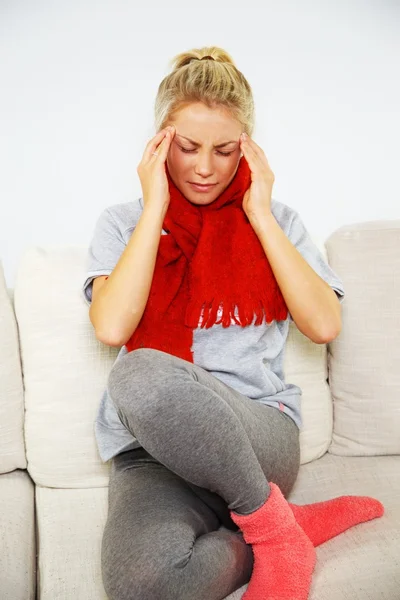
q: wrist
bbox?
[142,202,169,222]
[248,211,277,235]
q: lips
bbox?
[189,182,217,193]
[189,182,216,186]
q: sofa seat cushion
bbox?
[35,485,108,600]
[0,470,36,600]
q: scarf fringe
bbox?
[186,285,289,330]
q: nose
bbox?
[194,152,215,178]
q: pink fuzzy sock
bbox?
[288,494,384,547]
[230,482,316,600]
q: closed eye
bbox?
[179,146,233,157]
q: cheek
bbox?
[222,155,241,177]
[168,146,188,172]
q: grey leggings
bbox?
[101,348,300,600]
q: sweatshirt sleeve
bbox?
[82,207,127,306]
[286,209,345,322]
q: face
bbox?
[165,102,243,205]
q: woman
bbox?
[83,46,384,600]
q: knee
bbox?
[107,348,157,404]
[109,348,175,386]
[107,348,178,417]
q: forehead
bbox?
[171,102,241,136]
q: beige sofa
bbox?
[1,218,399,600]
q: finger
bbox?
[241,136,262,168]
[150,127,175,162]
[242,135,266,159]
[144,127,171,161]
[243,138,270,173]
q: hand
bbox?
[137,125,176,213]
[239,132,275,225]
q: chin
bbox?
[186,195,219,206]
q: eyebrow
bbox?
[177,135,238,148]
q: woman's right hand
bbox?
[137,125,176,213]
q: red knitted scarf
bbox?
[125,156,288,362]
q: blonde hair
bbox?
[154,46,254,136]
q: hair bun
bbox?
[170,47,236,71]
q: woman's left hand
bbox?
[240,132,275,225]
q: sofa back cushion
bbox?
[0,261,26,473]
[326,220,400,456]
[13,247,113,487]
[14,239,333,488]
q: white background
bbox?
[1,0,399,289]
